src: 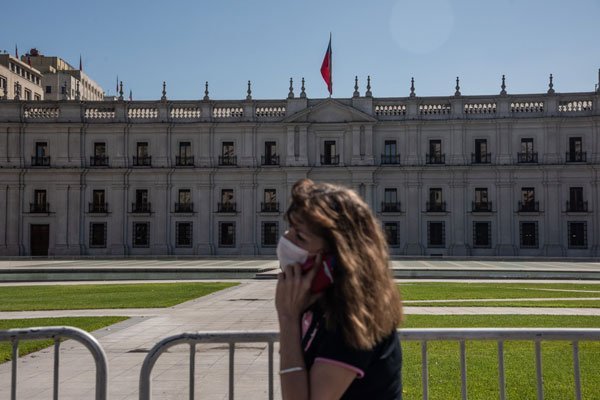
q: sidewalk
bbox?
[1,280,600,399]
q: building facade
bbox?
[0,78,599,257]
[24,50,104,101]
[0,54,43,101]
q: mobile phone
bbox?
[301,253,335,293]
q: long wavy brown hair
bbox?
[286,178,403,350]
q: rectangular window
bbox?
[520,187,537,212]
[263,141,279,165]
[176,222,193,248]
[382,140,399,164]
[0,76,6,91]
[473,188,490,212]
[219,222,236,247]
[567,137,585,162]
[382,188,399,212]
[220,141,236,165]
[179,189,191,204]
[222,141,234,157]
[137,142,148,158]
[518,138,537,163]
[36,142,47,157]
[132,222,150,247]
[427,221,445,248]
[134,142,150,166]
[133,189,150,213]
[473,222,491,248]
[473,139,489,163]
[262,222,279,247]
[91,190,106,212]
[89,223,107,248]
[427,140,443,164]
[520,222,538,248]
[568,187,585,212]
[179,141,191,157]
[219,189,235,212]
[94,143,106,156]
[24,89,32,100]
[384,140,397,156]
[568,222,587,249]
[383,222,399,247]
[34,94,41,101]
[428,188,444,212]
[34,189,47,207]
[322,140,338,165]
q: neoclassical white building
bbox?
[0,75,599,257]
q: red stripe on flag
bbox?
[320,37,332,95]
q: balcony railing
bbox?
[90,155,109,167]
[261,155,280,166]
[217,202,236,213]
[566,151,586,163]
[381,154,401,165]
[88,202,108,213]
[261,202,279,212]
[132,156,152,167]
[518,201,539,212]
[381,202,402,212]
[517,152,538,163]
[218,155,237,166]
[426,153,445,164]
[472,201,493,212]
[131,202,151,213]
[471,152,491,164]
[426,201,447,212]
[175,156,194,167]
[567,201,588,212]
[174,202,194,213]
[30,202,49,213]
[31,156,50,166]
[320,154,340,165]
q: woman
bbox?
[275,179,403,399]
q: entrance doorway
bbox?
[30,224,49,256]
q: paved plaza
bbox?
[1,260,600,399]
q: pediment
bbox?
[283,99,377,124]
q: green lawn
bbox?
[0,282,239,311]
[0,317,128,363]
[400,282,600,307]
[402,315,600,400]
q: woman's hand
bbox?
[275,254,322,322]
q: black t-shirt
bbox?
[301,307,402,399]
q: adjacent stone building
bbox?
[0,75,599,257]
[0,53,44,101]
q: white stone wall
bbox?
[0,92,599,257]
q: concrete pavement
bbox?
[1,279,600,399]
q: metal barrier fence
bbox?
[0,326,108,400]
[139,328,600,400]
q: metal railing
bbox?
[0,326,108,400]
[138,328,600,400]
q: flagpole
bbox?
[329,32,332,98]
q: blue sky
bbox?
[2,0,599,100]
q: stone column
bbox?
[449,123,466,165]
[495,122,513,165]
[109,183,127,255]
[152,182,169,254]
[52,184,70,255]
[449,170,470,256]
[543,170,564,256]
[544,123,560,164]
[405,125,419,165]
[239,180,257,255]
[404,173,423,255]
[495,174,517,256]
[195,182,213,255]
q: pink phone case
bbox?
[301,254,335,293]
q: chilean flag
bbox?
[320,35,332,96]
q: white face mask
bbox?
[276,235,309,271]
